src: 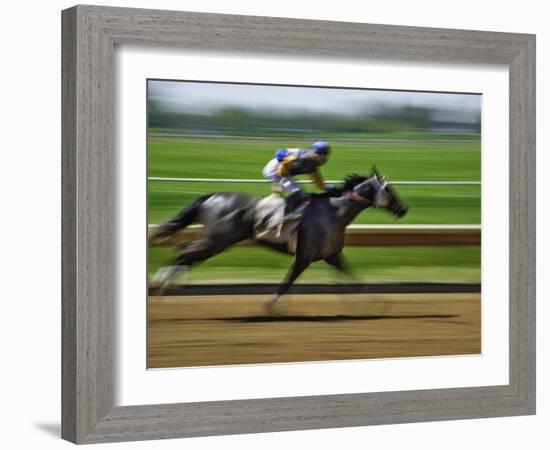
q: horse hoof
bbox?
[157,286,167,296]
[264,294,281,313]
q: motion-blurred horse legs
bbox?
[324,252,351,274]
[150,235,240,294]
[149,264,189,293]
[267,256,311,310]
[324,252,364,306]
[325,252,361,283]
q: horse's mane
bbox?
[342,173,368,191]
[312,173,368,198]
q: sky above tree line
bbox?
[148,79,481,123]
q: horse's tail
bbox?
[149,194,213,243]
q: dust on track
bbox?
[147,293,480,368]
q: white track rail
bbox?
[148,177,480,186]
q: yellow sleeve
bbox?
[309,169,326,190]
[277,155,298,177]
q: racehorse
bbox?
[149,168,408,305]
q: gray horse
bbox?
[149,170,408,305]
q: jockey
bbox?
[262,140,332,219]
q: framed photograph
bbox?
[62,5,535,444]
[146,79,483,369]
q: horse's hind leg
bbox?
[150,236,237,292]
[149,264,189,293]
[174,237,230,266]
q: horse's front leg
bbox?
[268,257,311,308]
[324,252,360,283]
[324,252,350,274]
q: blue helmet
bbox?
[311,140,331,155]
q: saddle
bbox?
[254,194,306,253]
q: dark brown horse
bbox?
[149,169,408,305]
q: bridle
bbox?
[351,176,388,207]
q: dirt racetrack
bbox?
[148,293,480,368]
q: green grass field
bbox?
[147,135,481,284]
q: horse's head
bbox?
[342,168,408,218]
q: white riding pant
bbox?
[262,159,301,193]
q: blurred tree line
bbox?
[148,99,481,135]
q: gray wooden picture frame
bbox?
[61,5,536,444]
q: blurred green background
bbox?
[147,81,481,285]
[147,136,481,284]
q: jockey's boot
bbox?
[283,190,310,221]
